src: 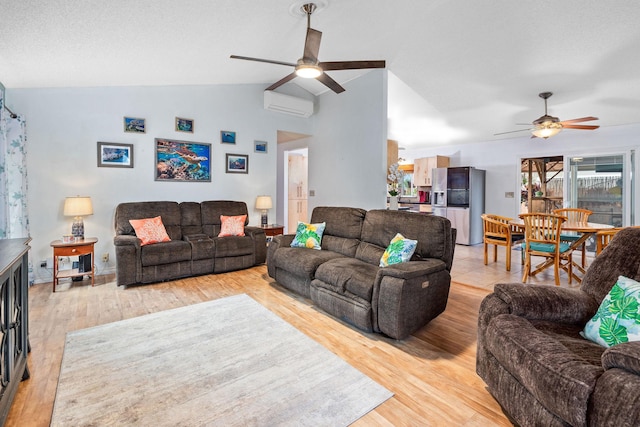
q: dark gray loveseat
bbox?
[477,227,640,426]
[114,200,266,286]
[267,207,456,339]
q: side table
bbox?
[50,237,98,292]
[260,224,284,238]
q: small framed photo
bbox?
[175,117,194,133]
[225,153,249,174]
[221,131,236,144]
[155,138,211,182]
[123,117,145,133]
[254,140,268,153]
[97,142,134,168]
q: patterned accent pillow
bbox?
[129,216,171,246]
[581,275,640,347]
[290,221,326,250]
[218,215,247,237]
[379,233,418,267]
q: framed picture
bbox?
[225,153,249,174]
[221,130,236,144]
[175,117,194,133]
[123,117,145,133]
[155,138,211,182]
[254,140,268,153]
[97,142,134,168]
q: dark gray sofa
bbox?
[477,227,640,426]
[267,206,456,339]
[114,200,266,286]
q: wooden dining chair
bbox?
[597,226,640,255]
[481,214,524,271]
[553,208,592,268]
[520,213,573,286]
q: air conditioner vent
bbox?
[264,91,314,118]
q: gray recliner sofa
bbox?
[114,200,266,286]
[477,227,640,426]
[267,206,456,339]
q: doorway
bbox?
[287,149,308,233]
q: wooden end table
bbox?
[50,237,98,292]
[260,224,284,238]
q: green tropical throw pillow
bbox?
[581,275,640,347]
[290,221,326,250]
[379,233,418,267]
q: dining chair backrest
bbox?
[482,214,513,240]
[552,208,592,224]
[520,213,567,249]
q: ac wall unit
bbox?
[264,91,314,118]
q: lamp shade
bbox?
[255,195,273,210]
[63,196,93,217]
[531,122,563,139]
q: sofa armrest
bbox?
[602,342,640,376]
[378,259,447,280]
[183,233,210,242]
[266,234,296,278]
[492,283,600,324]
[114,234,140,247]
[244,226,267,264]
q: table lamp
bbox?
[63,196,93,239]
[255,195,273,227]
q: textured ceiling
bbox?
[1,0,639,148]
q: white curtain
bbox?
[0,89,30,239]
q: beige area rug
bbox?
[51,294,393,426]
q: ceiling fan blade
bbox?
[265,73,297,91]
[230,55,296,68]
[303,28,322,63]
[316,73,345,94]
[494,129,532,136]
[562,124,600,130]
[320,60,386,71]
[560,116,598,124]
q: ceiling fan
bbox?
[230,3,385,94]
[495,92,599,139]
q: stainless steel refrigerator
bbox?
[431,167,485,245]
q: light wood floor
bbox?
[8,244,575,426]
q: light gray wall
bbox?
[309,70,388,211]
[10,83,314,283]
[403,124,640,221]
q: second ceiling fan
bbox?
[230,3,385,94]
[496,92,599,139]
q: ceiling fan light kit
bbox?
[230,2,385,94]
[495,91,599,139]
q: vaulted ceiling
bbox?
[2,0,639,148]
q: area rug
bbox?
[51,294,392,426]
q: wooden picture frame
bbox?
[123,117,145,133]
[225,153,248,174]
[97,142,134,168]
[155,138,211,182]
[175,117,194,133]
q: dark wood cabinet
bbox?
[0,238,30,424]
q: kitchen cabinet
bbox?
[414,156,449,187]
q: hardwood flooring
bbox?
[9,243,559,426]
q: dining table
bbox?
[510,218,615,283]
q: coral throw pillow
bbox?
[379,233,418,267]
[129,216,171,246]
[218,215,247,237]
[581,275,640,347]
[290,221,326,250]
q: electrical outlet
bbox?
[102,253,109,263]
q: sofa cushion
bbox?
[115,201,183,240]
[273,247,345,280]
[140,240,191,266]
[218,215,247,237]
[180,202,203,236]
[129,216,171,246]
[315,257,378,301]
[290,221,326,250]
[485,313,604,427]
[201,201,249,237]
[582,275,640,347]
[379,233,417,267]
[214,235,254,257]
[310,207,367,257]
